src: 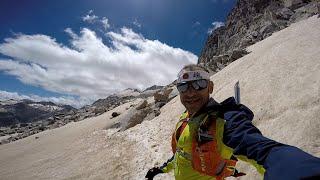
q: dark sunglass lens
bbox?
[177,83,189,92]
[197,79,208,88]
[177,80,208,92]
[191,81,200,90]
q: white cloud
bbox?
[82,11,111,30]
[101,17,110,30]
[0,90,90,108]
[82,10,98,23]
[133,19,141,28]
[64,28,77,39]
[207,21,225,34]
[0,27,197,106]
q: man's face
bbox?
[179,80,213,115]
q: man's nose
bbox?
[185,85,197,95]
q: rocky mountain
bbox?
[0,84,178,145]
[117,88,141,97]
[0,99,75,127]
[199,0,319,72]
[0,99,78,144]
[143,85,164,92]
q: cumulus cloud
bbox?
[207,21,225,34]
[0,27,197,106]
[82,10,98,23]
[101,17,110,30]
[0,90,90,108]
[82,10,111,30]
[64,28,77,39]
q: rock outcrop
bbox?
[199,0,319,72]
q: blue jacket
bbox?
[222,97,320,180]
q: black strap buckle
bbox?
[198,128,214,143]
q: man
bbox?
[146,64,320,180]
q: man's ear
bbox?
[209,81,214,94]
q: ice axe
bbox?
[234,81,240,105]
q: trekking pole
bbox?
[234,81,240,105]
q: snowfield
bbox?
[0,16,319,180]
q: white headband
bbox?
[177,70,210,83]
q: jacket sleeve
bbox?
[223,104,320,180]
[159,155,175,173]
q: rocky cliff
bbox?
[199,0,319,72]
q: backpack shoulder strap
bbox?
[171,112,189,153]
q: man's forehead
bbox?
[177,69,210,83]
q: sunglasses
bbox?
[177,79,208,93]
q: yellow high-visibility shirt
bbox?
[161,111,265,180]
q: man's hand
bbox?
[145,167,163,180]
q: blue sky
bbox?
[0,0,236,107]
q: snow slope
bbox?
[0,16,319,180]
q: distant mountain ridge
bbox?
[0,99,75,127]
[0,84,176,144]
